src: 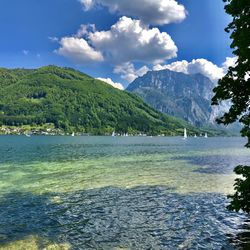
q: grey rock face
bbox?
[127,69,216,127]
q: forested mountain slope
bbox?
[0,65,197,135]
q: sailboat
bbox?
[194,134,197,138]
[71,132,75,137]
[183,128,187,139]
[204,132,208,138]
[112,131,115,137]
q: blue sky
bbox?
[0,0,234,88]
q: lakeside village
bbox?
[0,125,165,137]
[0,125,209,138]
[0,126,155,137]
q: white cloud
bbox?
[80,0,186,25]
[76,24,96,38]
[114,62,150,82]
[153,60,188,73]
[136,65,150,77]
[79,0,93,10]
[153,57,238,82]
[22,50,29,56]
[96,77,124,90]
[187,59,224,82]
[56,17,177,65]
[89,16,177,64]
[49,36,59,42]
[56,37,104,63]
[222,56,237,70]
[221,56,249,80]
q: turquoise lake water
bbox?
[0,136,249,249]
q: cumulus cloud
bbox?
[153,60,188,73]
[221,56,249,80]
[56,17,177,65]
[96,77,124,90]
[222,56,237,70]
[153,57,238,82]
[76,24,96,38]
[80,0,186,25]
[56,37,104,63]
[114,62,150,82]
[89,16,177,64]
[186,59,225,82]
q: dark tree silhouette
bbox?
[212,0,250,213]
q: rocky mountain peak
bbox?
[127,69,217,127]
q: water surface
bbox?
[0,136,249,249]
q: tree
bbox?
[212,0,250,213]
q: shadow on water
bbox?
[229,219,250,250]
[172,155,250,174]
[0,186,249,249]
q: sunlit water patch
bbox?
[0,136,249,249]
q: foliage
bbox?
[227,165,250,213]
[212,0,250,213]
[0,65,195,135]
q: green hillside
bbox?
[0,65,200,135]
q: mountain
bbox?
[127,69,217,127]
[0,65,198,135]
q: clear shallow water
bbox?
[0,136,249,249]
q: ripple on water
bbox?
[0,186,249,249]
[0,136,250,249]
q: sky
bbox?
[0,0,235,89]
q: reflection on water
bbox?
[0,136,249,249]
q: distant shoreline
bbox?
[0,124,239,137]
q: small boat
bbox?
[183,128,187,139]
[204,133,208,138]
[112,131,115,137]
[71,132,75,137]
[25,133,31,137]
[194,134,197,138]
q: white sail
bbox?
[183,128,187,139]
[204,133,208,138]
[112,131,115,137]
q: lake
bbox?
[0,136,249,249]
